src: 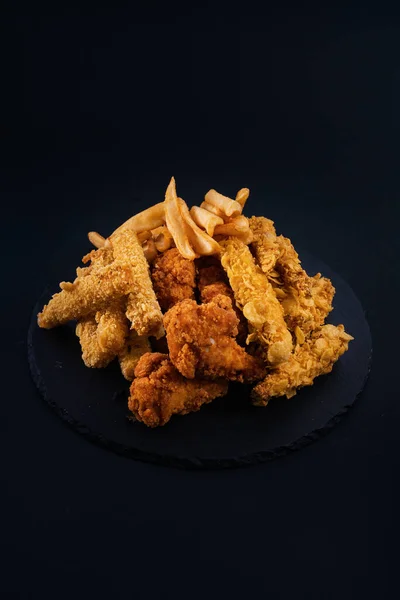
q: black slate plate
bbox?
[28,250,372,469]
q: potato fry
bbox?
[214,215,250,236]
[235,229,254,244]
[189,205,224,236]
[88,231,106,249]
[200,201,225,218]
[235,188,250,209]
[178,199,221,256]
[151,225,174,253]
[204,189,242,218]
[112,202,165,236]
[142,238,158,263]
[164,177,198,260]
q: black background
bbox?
[2,3,399,599]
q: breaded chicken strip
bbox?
[197,260,248,344]
[250,217,335,335]
[37,262,134,329]
[129,353,228,427]
[151,248,196,311]
[164,295,265,382]
[118,331,151,381]
[252,324,353,405]
[220,238,293,365]
[76,316,115,368]
[95,301,129,354]
[110,229,164,338]
[249,216,280,275]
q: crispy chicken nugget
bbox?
[118,331,151,381]
[37,262,134,329]
[252,324,353,405]
[110,229,164,338]
[220,237,293,365]
[151,248,196,311]
[76,316,115,368]
[129,353,229,427]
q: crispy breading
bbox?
[252,324,353,405]
[37,262,134,329]
[197,262,248,345]
[118,331,151,381]
[164,295,265,382]
[151,248,196,311]
[110,229,164,338]
[311,273,335,326]
[249,216,280,274]
[76,316,115,368]
[95,301,129,354]
[129,353,228,427]
[220,237,293,365]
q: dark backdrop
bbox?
[2,4,399,599]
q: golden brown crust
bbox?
[118,331,151,381]
[75,316,115,368]
[220,237,293,365]
[128,353,228,427]
[252,324,353,405]
[151,248,196,311]
[164,296,265,382]
[37,262,134,329]
[110,229,164,338]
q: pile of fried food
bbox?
[37,177,353,427]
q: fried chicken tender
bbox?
[164,296,266,382]
[249,216,280,274]
[37,262,134,329]
[250,217,335,335]
[220,238,293,365]
[95,301,129,354]
[110,229,164,338]
[76,316,115,368]
[151,248,196,311]
[311,273,335,326]
[128,353,229,427]
[197,261,248,344]
[252,324,353,405]
[118,331,151,381]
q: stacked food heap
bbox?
[38,178,353,427]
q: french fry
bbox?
[151,225,174,253]
[164,177,198,260]
[112,202,165,236]
[178,199,221,256]
[189,205,224,236]
[142,238,158,263]
[235,229,254,244]
[200,201,225,218]
[88,231,106,249]
[214,215,250,236]
[204,189,242,218]
[235,188,250,209]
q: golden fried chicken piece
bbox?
[128,353,228,427]
[220,238,293,365]
[110,229,164,338]
[95,301,129,354]
[197,261,248,344]
[151,248,196,311]
[252,324,353,405]
[118,331,151,381]
[311,273,335,326]
[164,295,266,382]
[249,216,280,275]
[76,316,115,368]
[37,262,134,329]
